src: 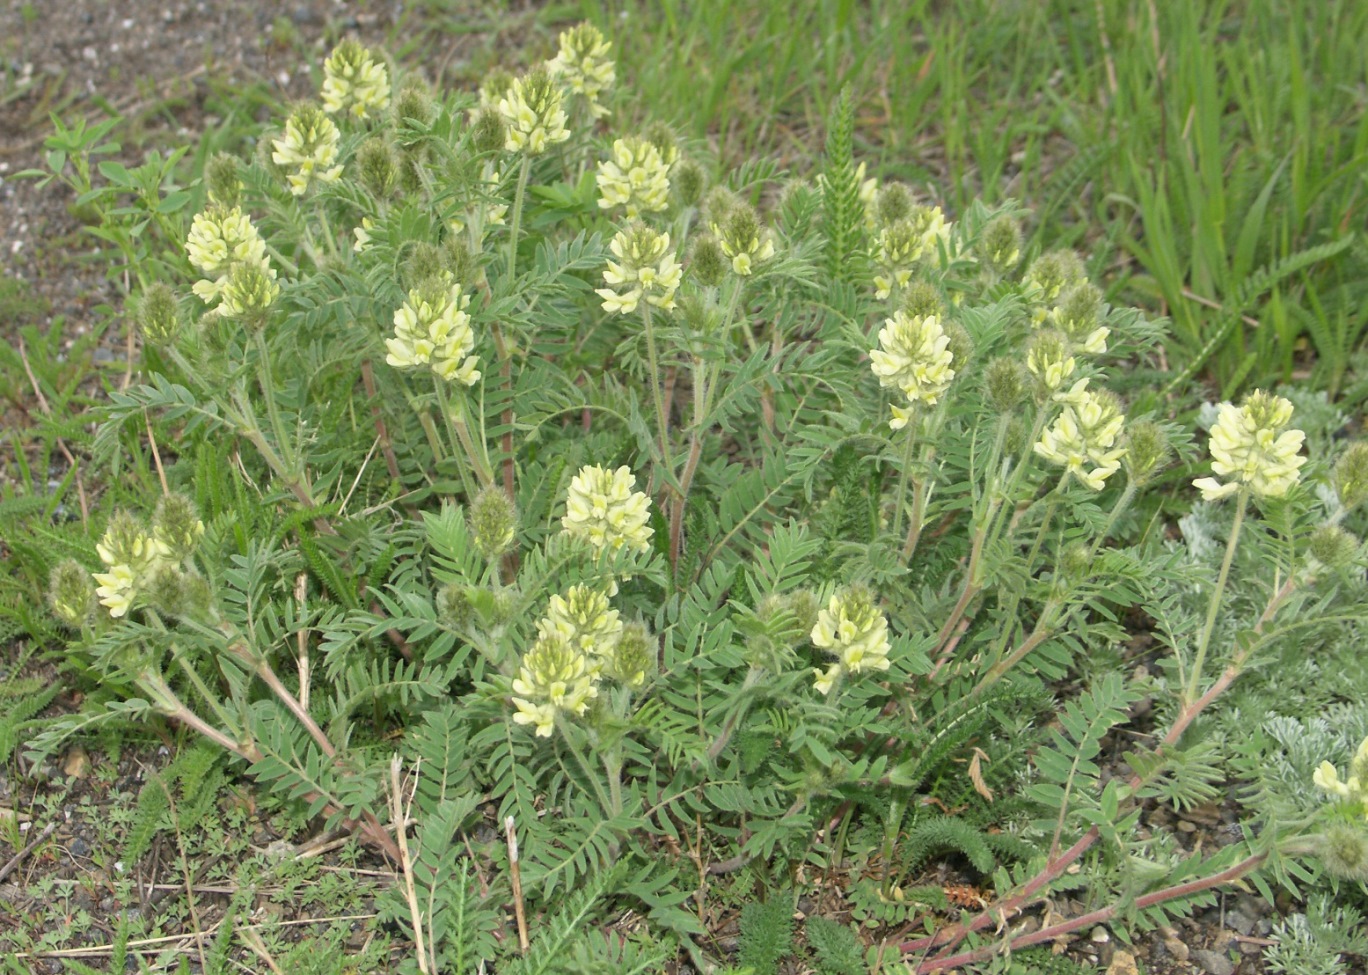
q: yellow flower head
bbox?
[498,66,570,155]
[93,564,137,619]
[1312,736,1368,821]
[92,512,173,619]
[321,39,391,120]
[547,22,615,119]
[596,225,681,314]
[869,311,955,416]
[511,634,599,737]
[810,586,891,694]
[271,104,344,196]
[1193,390,1306,502]
[596,136,672,218]
[1034,388,1127,491]
[537,585,623,666]
[186,205,267,279]
[561,464,654,556]
[385,282,481,385]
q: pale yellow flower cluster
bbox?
[1193,390,1306,502]
[321,40,391,120]
[271,104,344,196]
[384,283,481,385]
[1034,388,1127,490]
[561,464,654,556]
[498,68,570,155]
[1025,331,1096,403]
[511,633,599,737]
[872,205,951,299]
[1313,736,1368,817]
[596,137,672,218]
[869,311,956,430]
[811,587,892,695]
[92,516,175,618]
[186,205,277,313]
[537,585,624,663]
[513,583,646,737]
[596,226,681,314]
[546,22,615,119]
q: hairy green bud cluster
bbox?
[672,158,707,209]
[1334,442,1368,511]
[357,137,399,198]
[900,280,944,321]
[137,282,180,346]
[471,108,506,157]
[48,559,94,628]
[977,214,1022,271]
[205,152,242,208]
[1122,420,1170,485]
[468,486,519,562]
[984,357,1027,412]
[1025,249,1086,303]
[1308,524,1359,572]
[689,235,728,288]
[153,493,205,561]
[875,183,914,227]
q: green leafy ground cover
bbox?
[1,2,1367,972]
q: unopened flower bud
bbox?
[1317,822,1368,882]
[605,620,653,689]
[443,236,475,285]
[1060,542,1091,582]
[703,186,739,227]
[468,486,518,562]
[394,81,436,128]
[1025,249,1086,302]
[472,108,506,157]
[48,560,94,627]
[1335,442,1368,511]
[977,215,1022,271]
[399,152,425,195]
[437,582,473,629]
[1308,524,1359,571]
[900,280,944,321]
[984,357,1027,412]
[357,137,399,198]
[146,563,188,617]
[875,183,914,227]
[153,493,205,561]
[782,589,820,640]
[205,152,242,208]
[1052,283,1104,342]
[406,243,446,290]
[137,282,180,346]
[1122,420,1170,485]
[943,321,973,372]
[690,235,728,288]
[673,158,706,209]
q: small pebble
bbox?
[1163,935,1190,962]
[69,836,92,857]
[1090,925,1110,943]
[1191,948,1235,975]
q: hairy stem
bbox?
[1186,489,1248,704]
